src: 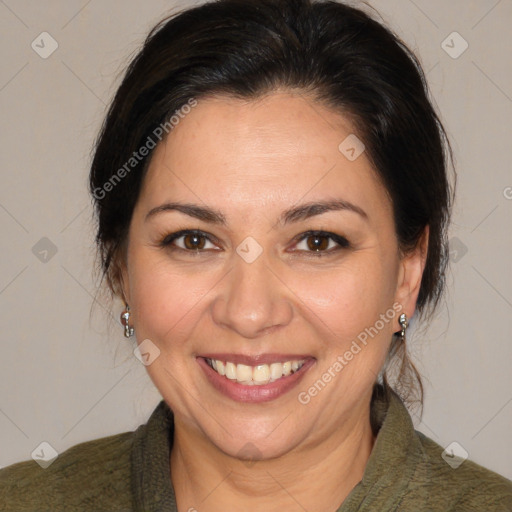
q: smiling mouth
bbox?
[204,358,306,386]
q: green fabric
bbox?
[1,391,511,511]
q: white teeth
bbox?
[270,362,282,380]
[236,364,252,383]
[216,360,225,376]
[206,358,305,386]
[253,364,270,385]
[225,362,237,380]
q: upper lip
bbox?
[199,353,314,366]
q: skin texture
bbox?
[121,91,428,512]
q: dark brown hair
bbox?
[90,0,454,409]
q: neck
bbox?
[170,399,375,512]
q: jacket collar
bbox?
[132,400,177,511]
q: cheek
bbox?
[290,255,398,346]
[127,252,217,351]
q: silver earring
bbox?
[398,313,408,342]
[121,306,134,338]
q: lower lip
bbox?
[197,357,315,403]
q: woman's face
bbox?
[122,91,424,459]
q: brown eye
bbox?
[306,235,330,251]
[293,231,350,255]
[160,230,218,252]
[183,233,206,250]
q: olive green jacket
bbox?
[1,391,511,511]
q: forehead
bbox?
[140,92,392,221]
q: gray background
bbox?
[1,0,511,479]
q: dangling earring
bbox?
[121,306,134,338]
[398,313,408,342]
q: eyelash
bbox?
[158,229,350,256]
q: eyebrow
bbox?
[145,199,368,225]
[280,199,368,225]
[145,202,227,224]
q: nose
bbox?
[210,252,293,339]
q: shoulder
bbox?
[413,431,512,511]
[373,390,512,511]
[0,431,134,512]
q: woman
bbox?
[1,0,511,510]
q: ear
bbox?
[118,261,131,306]
[394,225,429,321]
[109,247,130,306]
